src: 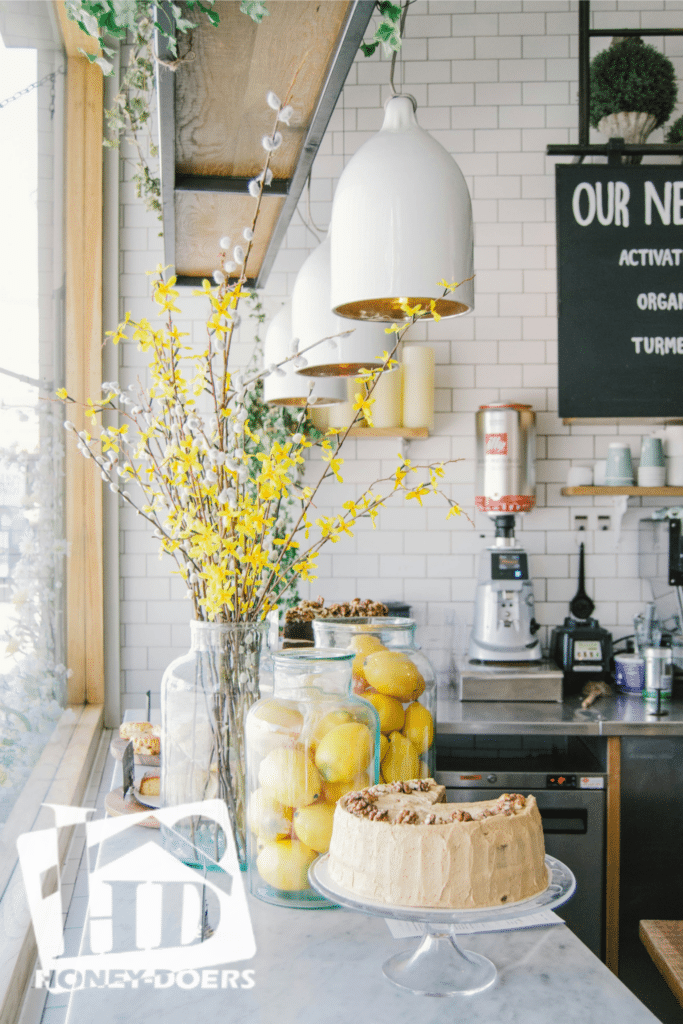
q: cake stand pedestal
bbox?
[309,855,576,997]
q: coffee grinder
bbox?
[468,404,543,663]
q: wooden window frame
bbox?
[0,8,107,1019]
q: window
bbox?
[0,15,67,825]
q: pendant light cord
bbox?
[389,1,414,96]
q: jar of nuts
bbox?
[312,618,436,785]
[245,648,380,908]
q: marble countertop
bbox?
[61,895,661,1024]
[437,689,683,735]
[51,728,660,1024]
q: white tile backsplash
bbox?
[111,1,683,708]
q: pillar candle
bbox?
[401,345,434,431]
[369,368,402,428]
[328,378,357,429]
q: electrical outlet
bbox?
[573,514,589,532]
[597,514,611,531]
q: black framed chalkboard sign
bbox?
[556,165,683,417]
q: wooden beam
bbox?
[606,736,621,973]
[53,1,101,58]
[64,54,104,705]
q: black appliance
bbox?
[436,736,606,957]
[549,543,613,692]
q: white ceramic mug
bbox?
[638,465,666,487]
[662,425,683,457]
[668,455,683,486]
[566,466,593,487]
[593,460,607,486]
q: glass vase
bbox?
[160,620,267,870]
[312,617,437,781]
[245,648,380,908]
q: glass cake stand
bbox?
[309,855,575,997]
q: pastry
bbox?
[119,721,153,740]
[327,779,547,909]
[139,773,160,797]
[132,733,160,756]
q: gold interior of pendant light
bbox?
[334,296,469,321]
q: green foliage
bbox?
[666,115,683,145]
[589,37,678,130]
[65,1,219,219]
[360,1,402,58]
[240,0,269,23]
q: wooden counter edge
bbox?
[606,736,621,974]
[640,920,683,1009]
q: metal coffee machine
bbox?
[469,404,542,663]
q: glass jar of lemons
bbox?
[312,618,436,784]
[245,648,380,908]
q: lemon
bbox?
[350,634,385,655]
[382,730,420,783]
[258,747,322,807]
[350,634,385,686]
[315,722,373,782]
[293,802,336,853]
[247,699,303,756]
[323,771,372,804]
[247,788,293,842]
[379,733,389,763]
[251,699,303,732]
[308,709,353,751]
[363,651,425,702]
[256,839,317,891]
[362,692,405,734]
[402,702,434,755]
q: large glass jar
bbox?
[161,620,267,870]
[245,648,380,908]
[312,618,436,782]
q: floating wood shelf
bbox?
[562,486,683,496]
[346,427,429,439]
[156,0,374,288]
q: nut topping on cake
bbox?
[339,780,528,825]
[396,810,420,824]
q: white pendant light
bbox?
[263,303,346,406]
[330,94,474,322]
[291,234,386,377]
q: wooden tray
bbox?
[104,786,160,828]
[110,736,160,767]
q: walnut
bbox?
[366,807,388,821]
[396,810,419,824]
[450,810,472,822]
[425,813,437,825]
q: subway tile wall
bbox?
[116,0,683,710]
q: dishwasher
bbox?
[436,736,606,958]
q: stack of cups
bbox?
[638,436,666,487]
[663,426,683,485]
[605,443,634,486]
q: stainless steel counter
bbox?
[437,689,683,736]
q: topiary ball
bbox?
[666,115,683,145]
[589,37,678,130]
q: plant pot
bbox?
[597,111,657,164]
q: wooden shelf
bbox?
[345,427,429,439]
[562,486,683,496]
